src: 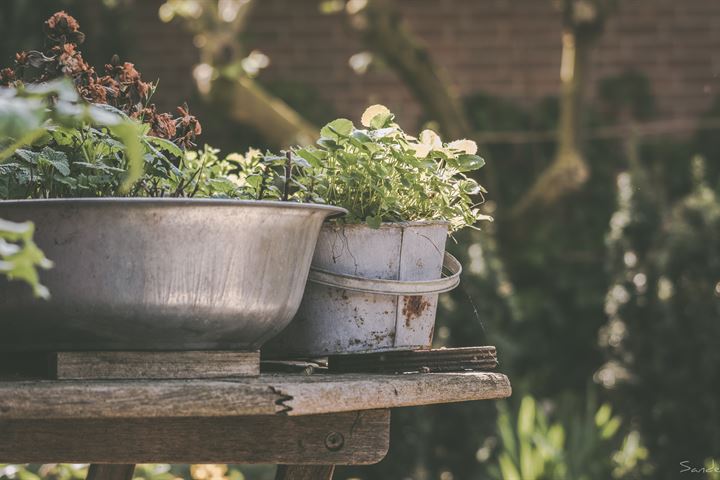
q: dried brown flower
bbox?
[80,81,107,104]
[2,11,202,150]
[174,104,202,148]
[14,52,28,67]
[0,68,15,86]
[55,44,91,76]
[46,11,80,32]
[151,112,178,140]
[44,11,85,45]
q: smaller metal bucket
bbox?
[266,221,461,356]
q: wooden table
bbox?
[0,371,511,480]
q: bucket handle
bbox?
[308,252,462,296]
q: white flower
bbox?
[361,104,391,127]
[419,129,443,149]
[409,129,444,158]
[447,139,478,155]
[409,142,432,158]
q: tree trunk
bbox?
[210,76,318,147]
[511,25,592,217]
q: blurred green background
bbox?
[1,0,719,479]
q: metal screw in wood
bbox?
[324,432,344,451]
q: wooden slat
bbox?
[86,465,135,480]
[328,346,498,374]
[0,410,390,465]
[0,379,281,418]
[275,465,335,480]
[0,372,511,419]
[55,351,260,379]
[272,372,511,416]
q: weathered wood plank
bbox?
[0,372,511,419]
[328,346,498,374]
[273,372,512,416]
[86,464,135,480]
[0,379,282,418]
[0,410,390,465]
[275,465,335,480]
[55,351,260,380]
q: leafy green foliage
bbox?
[0,79,143,295]
[0,218,52,299]
[143,145,312,201]
[0,79,145,194]
[294,105,491,231]
[601,155,720,476]
[491,394,648,480]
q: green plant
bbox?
[293,104,492,230]
[491,394,648,480]
[0,218,51,299]
[601,155,720,476]
[150,146,313,201]
[0,80,149,197]
[1,11,201,150]
[0,79,145,295]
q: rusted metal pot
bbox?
[0,198,345,351]
[266,221,461,356]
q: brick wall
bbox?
[131,0,720,131]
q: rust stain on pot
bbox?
[370,330,393,344]
[403,295,430,326]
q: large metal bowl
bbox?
[0,198,345,351]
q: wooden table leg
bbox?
[86,464,136,480]
[275,465,335,480]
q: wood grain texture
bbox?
[328,346,498,374]
[0,379,281,418]
[86,465,135,480]
[55,351,260,380]
[273,372,512,416]
[0,372,511,419]
[275,465,335,480]
[0,410,390,465]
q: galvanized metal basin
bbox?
[0,198,345,351]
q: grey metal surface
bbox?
[0,198,345,351]
[307,252,461,295]
[266,221,454,357]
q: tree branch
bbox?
[165,0,318,147]
[352,0,470,139]
[511,0,611,218]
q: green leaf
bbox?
[498,453,522,480]
[370,111,394,129]
[518,396,536,439]
[595,404,612,426]
[365,215,382,228]
[296,148,323,168]
[14,149,39,164]
[351,130,373,143]
[456,154,486,172]
[39,147,70,176]
[601,417,621,439]
[320,118,353,139]
[146,136,183,158]
[317,137,338,150]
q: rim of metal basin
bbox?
[308,252,462,296]
[323,219,451,230]
[0,198,347,218]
